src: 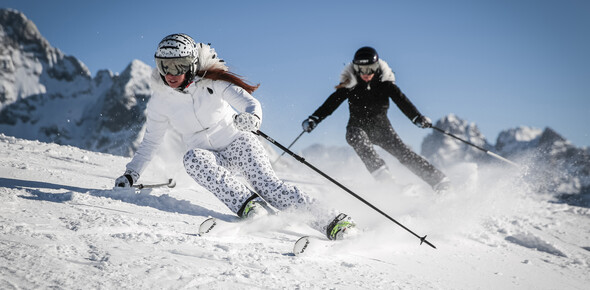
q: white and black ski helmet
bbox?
[154,33,199,76]
[353,46,379,65]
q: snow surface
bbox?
[1,133,589,289]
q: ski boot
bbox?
[326,213,356,240]
[371,165,396,183]
[239,199,271,220]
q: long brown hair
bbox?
[197,68,259,94]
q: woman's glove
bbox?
[115,169,140,188]
[302,116,320,133]
[412,115,432,129]
[234,112,261,132]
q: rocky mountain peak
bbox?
[0,8,150,156]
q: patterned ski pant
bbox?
[183,132,335,230]
[346,120,446,187]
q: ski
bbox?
[133,178,176,189]
[198,217,217,235]
[293,236,311,255]
[293,226,363,256]
[197,217,242,235]
[198,217,324,256]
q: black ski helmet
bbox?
[353,46,379,65]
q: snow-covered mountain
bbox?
[421,114,494,166]
[421,114,590,202]
[0,8,150,156]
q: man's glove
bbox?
[115,169,140,188]
[412,115,432,129]
[302,116,320,133]
[234,112,261,132]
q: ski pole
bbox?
[272,130,305,164]
[255,130,437,249]
[431,126,520,169]
[133,178,177,189]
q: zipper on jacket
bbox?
[189,84,215,148]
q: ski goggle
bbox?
[155,56,194,76]
[353,62,380,75]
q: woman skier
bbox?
[115,33,354,240]
[302,46,450,193]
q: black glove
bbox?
[302,116,319,133]
[413,115,432,129]
[115,169,140,188]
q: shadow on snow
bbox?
[1,177,235,221]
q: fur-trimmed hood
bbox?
[195,43,228,73]
[338,59,396,89]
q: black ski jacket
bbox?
[311,74,422,128]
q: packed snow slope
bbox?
[1,133,589,289]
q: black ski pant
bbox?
[345,120,446,187]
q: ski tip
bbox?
[168,178,177,188]
[198,217,217,236]
[293,236,311,256]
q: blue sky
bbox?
[3,0,590,152]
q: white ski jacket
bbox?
[126,60,262,175]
